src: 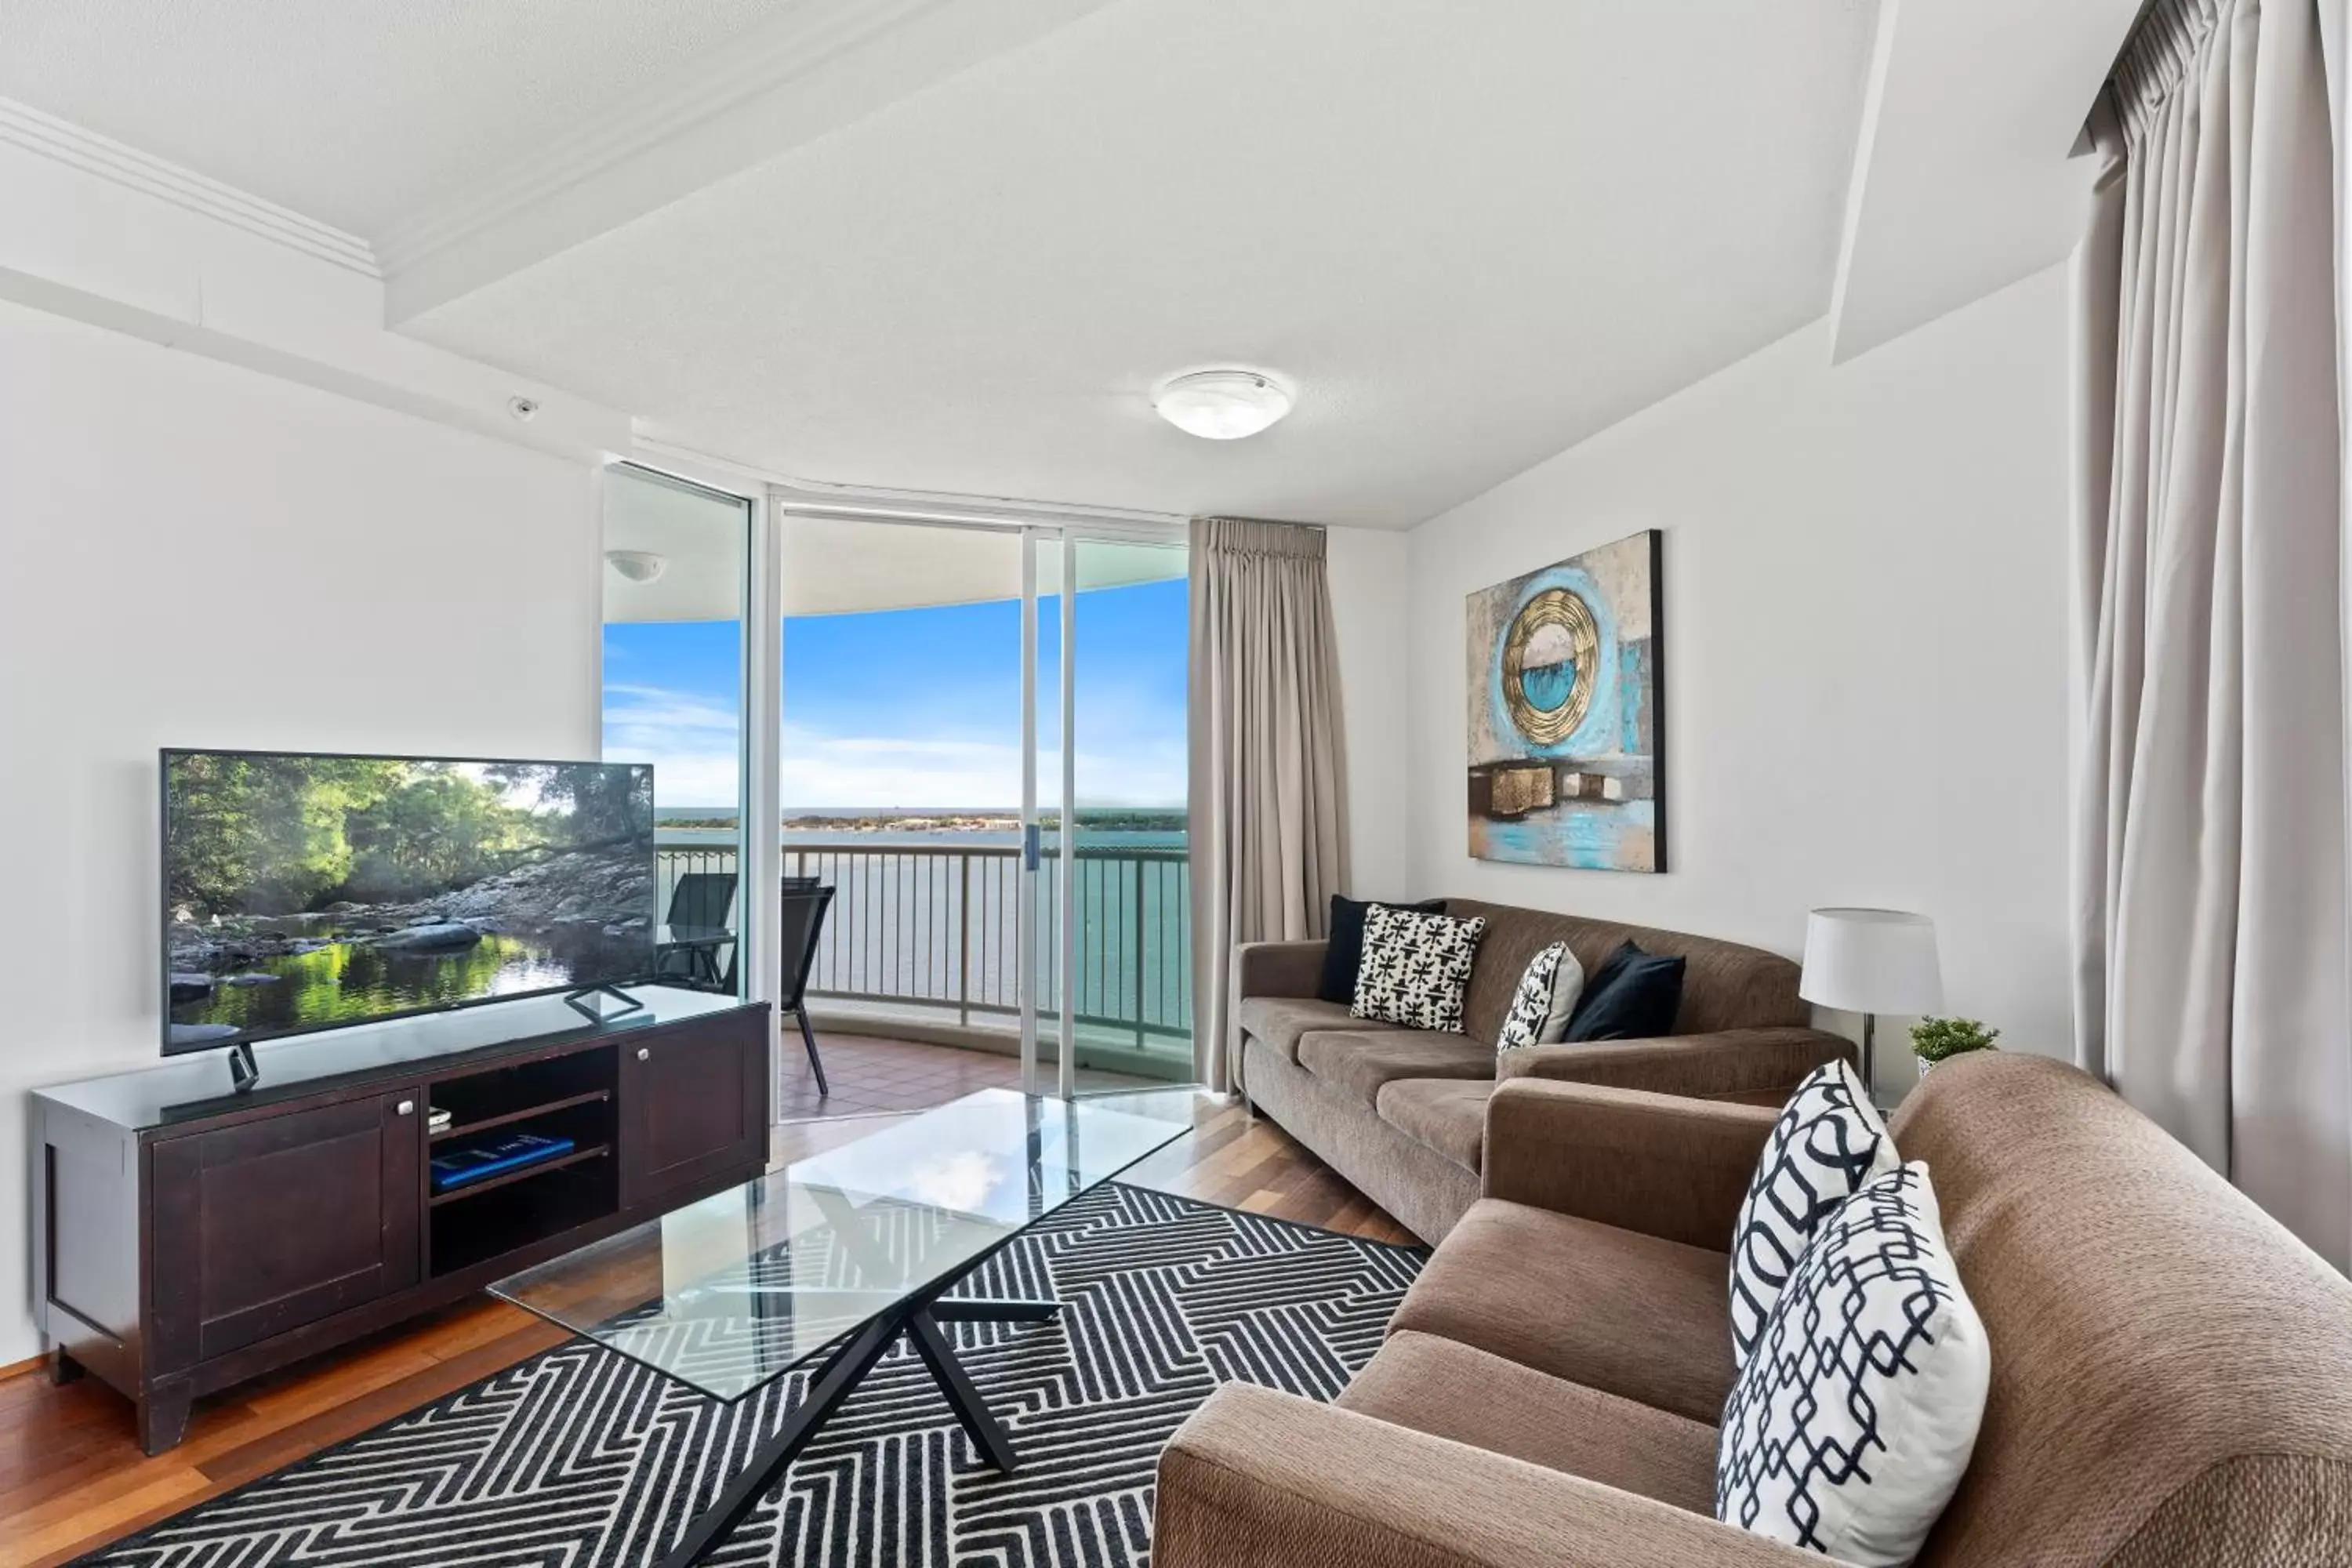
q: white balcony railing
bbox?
[655,841,1192,1053]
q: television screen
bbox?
[163,751,657,1052]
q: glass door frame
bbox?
[604,453,779,1105]
[1018,527,1078,1101]
[1023,521,1192,1098]
[743,481,1186,1109]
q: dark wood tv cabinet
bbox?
[31,988,770,1454]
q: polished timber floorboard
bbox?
[0,1093,1414,1568]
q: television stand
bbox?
[225,1040,260,1093]
[31,987,769,1454]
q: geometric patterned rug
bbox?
[78,1184,1425,1567]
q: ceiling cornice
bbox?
[0,95,379,278]
[372,0,948,281]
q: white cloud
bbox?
[604,682,742,808]
[603,683,1184,809]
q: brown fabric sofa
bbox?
[1156,1051,2352,1567]
[1232,898,1852,1242]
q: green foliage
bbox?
[167,754,408,916]
[167,757,650,918]
[485,761,653,848]
[1911,1015,2000,1062]
[341,771,535,902]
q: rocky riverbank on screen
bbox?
[169,844,655,989]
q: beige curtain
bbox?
[2074,0,2352,1267]
[1189,517,1349,1092]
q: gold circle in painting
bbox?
[1501,588,1600,746]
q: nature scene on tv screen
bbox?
[165,755,656,1048]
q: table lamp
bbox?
[1799,908,1943,1098]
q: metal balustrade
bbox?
[654,842,1192,1053]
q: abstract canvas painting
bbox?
[1465,529,1665,871]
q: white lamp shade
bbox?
[1799,908,1944,1016]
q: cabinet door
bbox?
[149,1089,423,1370]
[619,1014,765,1209]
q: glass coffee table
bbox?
[492,1087,1192,1566]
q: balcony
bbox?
[657,840,1193,1080]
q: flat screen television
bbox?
[162,750,658,1054]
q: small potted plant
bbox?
[1910,1016,1998,1078]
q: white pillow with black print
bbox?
[1351,903,1489,1033]
[1730,1058,1896,1367]
[1495,940,1585,1051]
[1716,1162,1990,1567]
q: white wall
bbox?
[1401,264,2074,1070]
[0,300,601,1365]
[1325,525,1413,898]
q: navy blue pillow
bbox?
[1564,940,1686,1041]
[1318,895,1446,1004]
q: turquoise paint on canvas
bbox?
[1483,562,1623,760]
[1465,531,1664,873]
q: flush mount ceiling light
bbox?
[1152,369,1294,440]
[604,550,668,583]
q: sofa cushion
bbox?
[1374,1079,1491,1174]
[1236,995,1400,1065]
[1352,905,1489,1031]
[1319,894,1446,1003]
[1340,1330,1720,1514]
[1496,940,1584,1051]
[1565,941,1687,1042]
[1444,899,1808,1047]
[1297,1029,1497,1109]
[1391,1197,1737,1424]
[1717,1163,1989,1568]
[1730,1058,1896,1366]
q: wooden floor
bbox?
[775,1030,1168,1120]
[0,1094,1412,1568]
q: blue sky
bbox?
[602,578,1188,811]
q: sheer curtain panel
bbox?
[2073,0,2352,1266]
[1188,518,1350,1093]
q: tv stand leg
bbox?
[49,1347,83,1385]
[565,985,646,1023]
[139,1381,194,1455]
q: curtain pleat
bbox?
[2074,0,2352,1268]
[1187,518,1349,1094]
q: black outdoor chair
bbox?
[658,870,738,991]
[779,884,837,1096]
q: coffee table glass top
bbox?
[490,1088,1192,1401]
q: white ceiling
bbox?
[1830,0,2143,362]
[409,0,1880,528]
[0,0,2136,531]
[0,0,781,235]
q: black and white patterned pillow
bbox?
[1351,904,1489,1032]
[1716,1163,1990,1567]
[1495,941,1584,1051]
[1730,1058,1896,1367]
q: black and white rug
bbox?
[82,1183,1425,1568]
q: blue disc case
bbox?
[430,1131,578,1192]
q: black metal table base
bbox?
[655,1297,1062,1568]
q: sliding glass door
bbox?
[600,463,752,999]
[1025,530,1192,1097]
[767,503,1189,1105]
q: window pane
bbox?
[601,465,749,996]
